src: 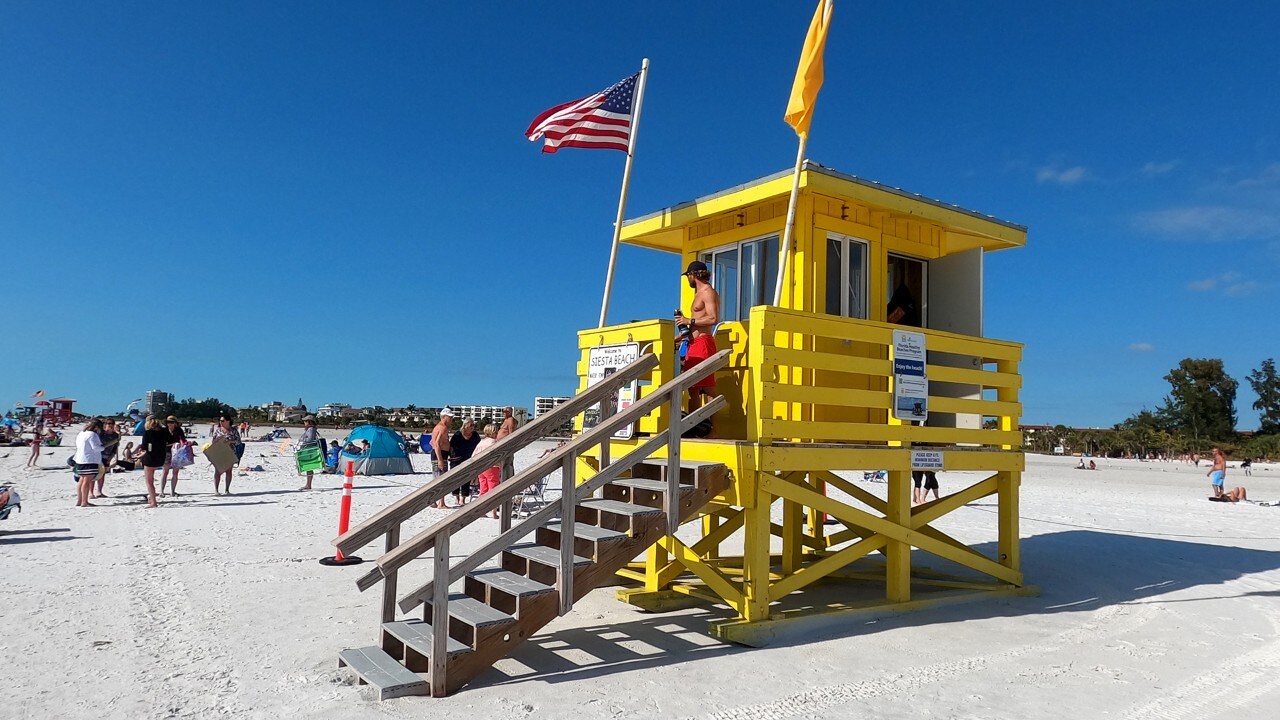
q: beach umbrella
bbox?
[34,400,51,406]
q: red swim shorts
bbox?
[682,334,718,392]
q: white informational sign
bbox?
[911,450,944,471]
[892,329,928,422]
[585,342,640,440]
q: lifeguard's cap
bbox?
[682,260,709,276]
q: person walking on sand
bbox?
[92,418,121,499]
[159,416,187,496]
[73,418,105,507]
[1208,447,1228,498]
[432,409,455,509]
[473,424,501,518]
[139,416,166,507]
[675,260,721,434]
[211,415,241,495]
[296,415,320,491]
[497,407,518,440]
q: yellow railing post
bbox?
[997,358,1020,450]
[885,469,912,602]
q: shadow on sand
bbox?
[0,527,81,545]
[469,530,1280,687]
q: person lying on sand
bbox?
[1208,487,1247,502]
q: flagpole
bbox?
[772,133,808,306]
[598,58,650,328]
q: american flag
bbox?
[525,73,639,154]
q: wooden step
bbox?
[537,520,628,561]
[608,477,693,493]
[579,498,663,517]
[630,458,727,486]
[338,646,430,700]
[578,498,662,534]
[446,593,515,629]
[465,568,555,615]
[506,542,591,568]
[466,568,556,598]
[542,521,627,542]
[383,620,471,659]
[503,542,592,587]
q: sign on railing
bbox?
[892,329,928,422]
[584,342,640,440]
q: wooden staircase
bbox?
[338,459,729,698]
[330,349,732,699]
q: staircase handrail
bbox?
[333,352,660,556]
[354,348,730,595]
[393,393,726,613]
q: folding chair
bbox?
[511,474,548,518]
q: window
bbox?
[699,235,779,322]
[825,234,868,319]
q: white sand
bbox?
[4,436,1280,719]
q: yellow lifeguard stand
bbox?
[331,162,1032,699]
[576,161,1029,644]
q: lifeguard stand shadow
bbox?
[469,529,1280,686]
[469,608,747,689]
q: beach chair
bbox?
[511,473,548,518]
[0,486,20,521]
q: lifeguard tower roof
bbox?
[620,160,1026,254]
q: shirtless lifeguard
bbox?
[675,260,721,430]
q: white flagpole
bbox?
[598,58,650,328]
[772,133,809,306]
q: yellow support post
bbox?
[806,472,825,553]
[885,469,911,602]
[644,542,670,592]
[781,474,804,574]
[742,472,773,622]
[997,470,1021,573]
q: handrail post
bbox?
[598,392,613,498]
[558,455,576,616]
[380,524,401,628]
[499,455,514,532]
[430,533,450,696]
[666,386,682,535]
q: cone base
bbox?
[319,555,364,566]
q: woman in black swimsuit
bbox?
[140,416,167,508]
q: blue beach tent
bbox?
[338,424,413,475]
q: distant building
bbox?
[316,403,352,418]
[534,397,573,437]
[144,390,173,413]
[448,405,530,425]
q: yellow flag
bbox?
[784,0,833,137]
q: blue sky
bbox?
[2,1,1277,428]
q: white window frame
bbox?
[698,232,780,322]
[826,233,870,320]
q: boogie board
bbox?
[202,441,239,474]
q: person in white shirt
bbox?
[73,418,105,507]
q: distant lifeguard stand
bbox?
[42,398,77,425]
[575,161,1028,643]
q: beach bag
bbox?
[295,442,325,474]
[170,442,194,469]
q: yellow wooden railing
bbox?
[748,305,1022,447]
